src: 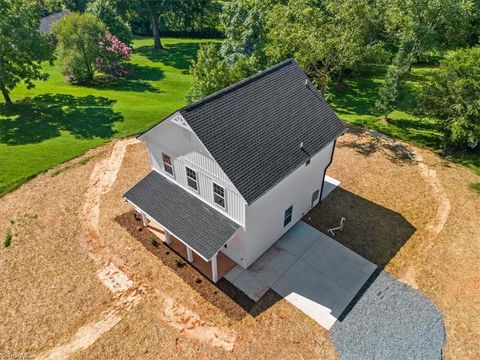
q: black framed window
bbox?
[185,167,198,191]
[284,206,293,227]
[213,183,225,208]
[162,153,174,176]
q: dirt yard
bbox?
[1,129,479,359]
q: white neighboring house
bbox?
[124,59,346,282]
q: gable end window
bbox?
[186,167,198,191]
[213,183,226,209]
[284,206,293,227]
[162,153,174,176]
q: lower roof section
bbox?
[124,171,240,260]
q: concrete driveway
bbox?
[225,221,376,329]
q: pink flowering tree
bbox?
[96,33,132,79]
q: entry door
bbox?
[311,189,320,208]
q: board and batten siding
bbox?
[141,114,246,226]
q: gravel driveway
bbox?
[331,270,445,359]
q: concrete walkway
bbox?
[225,221,376,329]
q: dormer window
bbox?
[162,153,174,176]
[213,183,226,209]
[185,167,198,191]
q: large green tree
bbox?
[86,0,132,45]
[0,0,54,105]
[266,0,380,92]
[53,13,107,83]
[220,0,279,69]
[420,47,480,148]
[188,43,255,102]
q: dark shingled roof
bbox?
[124,171,239,260]
[178,59,345,204]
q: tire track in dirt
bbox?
[36,139,235,359]
[400,151,451,288]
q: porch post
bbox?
[164,230,171,244]
[141,212,148,227]
[211,254,218,283]
[186,246,193,262]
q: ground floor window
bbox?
[284,205,293,226]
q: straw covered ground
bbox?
[0,128,479,359]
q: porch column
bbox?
[211,254,218,283]
[186,246,193,262]
[141,212,148,227]
[164,230,171,245]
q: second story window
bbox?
[185,167,198,191]
[284,206,293,227]
[162,153,174,176]
[213,183,225,209]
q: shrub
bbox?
[53,13,106,83]
[175,257,185,268]
[96,33,132,79]
[150,237,159,248]
[4,231,12,248]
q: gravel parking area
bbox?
[331,270,445,360]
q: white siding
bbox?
[241,141,335,268]
[141,114,246,226]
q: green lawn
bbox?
[0,37,219,196]
[329,65,480,175]
[0,41,478,197]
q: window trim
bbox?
[212,182,226,209]
[185,166,198,192]
[284,205,293,227]
[162,153,174,177]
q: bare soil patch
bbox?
[306,127,480,359]
[1,128,478,359]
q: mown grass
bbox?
[329,65,480,175]
[0,37,220,197]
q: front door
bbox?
[311,189,320,208]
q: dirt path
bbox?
[36,139,235,359]
[400,151,451,288]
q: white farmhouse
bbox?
[124,59,346,282]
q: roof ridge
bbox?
[181,58,296,112]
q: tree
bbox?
[87,0,133,45]
[0,0,54,105]
[419,47,480,148]
[385,0,475,71]
[266,0,380,92]
[131,0,174,50]
[97,33,132,79]
[220,0,279,69]
[187,43,255,103]
[53,13,107,83]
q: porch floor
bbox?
[146,221,236,282]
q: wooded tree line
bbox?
[189,0,480,149]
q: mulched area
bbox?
[115,211,282,320]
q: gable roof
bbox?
[177,59,345,204]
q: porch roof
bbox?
[124,171,240,260]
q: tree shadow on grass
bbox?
[135,42,208,71]
[92,64,165,93]
[329,76,381,116]
[0,94,122,145]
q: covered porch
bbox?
[124,171,240,282]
